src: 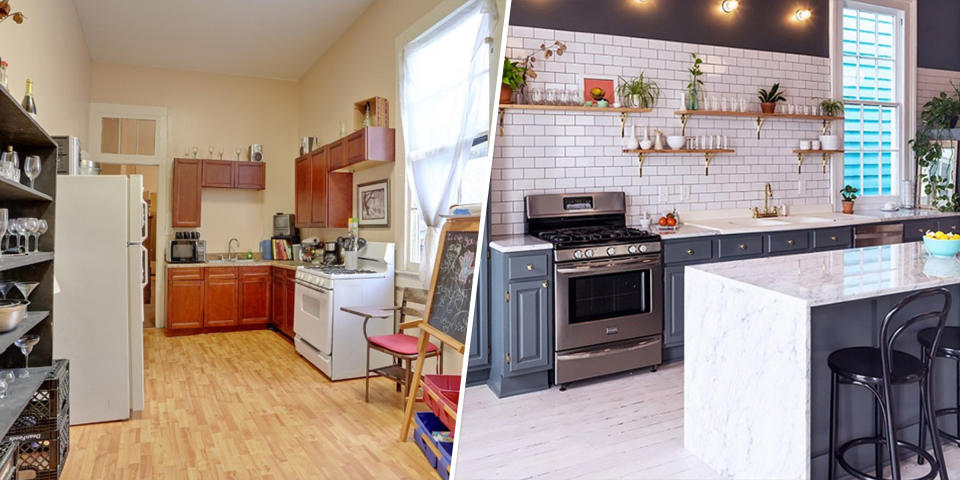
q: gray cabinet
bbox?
[812,227,852,251]
[467,212,491,386]
[663,266,685,348]
[903,218,940,242]
[487,249,553,398]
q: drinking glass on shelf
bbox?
[14,281,38,299]
[0,149,14,180]
[16,218,27,253]
[0,376,8,400]
[23,218,37,253]
[208,146,215,159]
[528,89,544,105]
[0,209,7,259]
[217,147,224,160]
[545,89,558,106]
[2,370,14,386]
[14,334,39,378]
[191,146,198,159]
[235,147,242,161]
[35,219,47,252]
[568,87,581,106]
[24,155,40,190]
[0,282,14,300]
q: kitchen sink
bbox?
[725,218,791,227]
[207,258,257,264]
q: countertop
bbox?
[688,241,960,307]
[489,235,553,253]
[166,260,311,270]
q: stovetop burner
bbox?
[306,266,376,275]
[537,226,658,248]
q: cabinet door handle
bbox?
[505,353,510,365]
[786,239,795,246]
[919,228,925,233]
[686,249,695,256]
[526,264,534,271]
[738,244,747,250]
[830,236,838,241]
[542,281,548,288]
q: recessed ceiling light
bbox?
[795,8,811,21]
[721,0,739,13]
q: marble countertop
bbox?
[489,235,553,253]
[688,242,960,307]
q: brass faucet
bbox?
[752,183,780,218]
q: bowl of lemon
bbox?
[923,230,960,257]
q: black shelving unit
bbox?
[0,84,57,440]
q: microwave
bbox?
[273,213,296,237]
[167,239,206,263]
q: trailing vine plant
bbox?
[912,83,960,211]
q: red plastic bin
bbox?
[423,374,460,434]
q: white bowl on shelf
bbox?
[666,136,685,150]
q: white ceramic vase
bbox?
[624,124,639,150]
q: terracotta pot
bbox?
[842,200,854,214]
[760,102,777,114]
[500,84,514,104]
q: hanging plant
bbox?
[0,1,25,25]
[913,84,960,212]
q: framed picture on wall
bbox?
[580,74,618,105]
[357,180,389,227]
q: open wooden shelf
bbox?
[0,311,47,356]
[498,104,652,137]
[0,176,53,202]
[0,87,55,150]
[674,109,844,139]
[793,149,845,174]
[0,252,54,273]
[622,148,735,176]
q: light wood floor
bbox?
[61,329,436,480]
[454,362,960,479]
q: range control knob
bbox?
[627,245,638,254]
[573,250,583,259]
[584,249,594,258]
[638,244,648,253]
[606,247,617,256]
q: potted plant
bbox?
[757,83,786,114]
[617,74,660,109]
[840,185,859,214]
[686,53,704,110]
[501,58,526,104]
[818,98,844,150]
[920,90,960,130]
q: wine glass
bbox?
[2,369,14,386]
[235,147,242,161]
[0,282,14,300]
[208,146,215,159]
[14,334,39,378]
[23,218,37,253]
[14,281,38,299]
[16,218,28,253]
[35,219,47,252]
[7,219,21,253]
[191,146,199,159]
[0,209,7,259]
[23,155,40,190]
[0,376,8,399]
[217,146,224,160]
[0,149,13,180]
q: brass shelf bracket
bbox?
[620,112,628,138]
[498,108,505,136]
[822,153,830,174]
[755,116,766,140]
[637,152,645,177]
[821,119,832,135]
[704,152,713,176]
[796,152,804,174]
[680,114,689,137]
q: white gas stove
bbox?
[293,242,396,380]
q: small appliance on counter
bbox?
[53,135,80,175]
[167,231,206,263]
[322,242,339,265]
[273,212,297,237]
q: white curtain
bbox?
[400,0,495,283]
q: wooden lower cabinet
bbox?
[167,268,204,329]
[270,267,297,338]
[239,267,271,325]
[203,267,239,327]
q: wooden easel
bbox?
[400,216,479,441]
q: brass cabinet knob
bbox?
[739,244,747,250]
[787,239,795,246]
[526,264,534,271]
[686,249,695,255]
[830,236,838,241]
[919,228,925,233]
[542,281,548,288]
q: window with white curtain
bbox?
[841,2,903,196]
[401,0,494,271]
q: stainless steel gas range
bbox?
[526,192,663,388]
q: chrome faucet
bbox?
[227,238,240,260]
[752,183,780,218]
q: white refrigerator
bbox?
[53,175,148,424]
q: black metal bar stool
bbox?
[918,325,960,460]
[827,288,951,480]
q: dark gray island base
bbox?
[684,243,960,479]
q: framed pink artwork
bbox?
[581,75,618,104]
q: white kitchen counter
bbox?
[683,242,960,478]
[489,235,553,253]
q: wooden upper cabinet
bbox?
[327,139,348,171]
[172,158,202,228]
[239,267,271,325]
[294,155,312,228]
[310,148,328,227]
[236,162,266,190]
[338,127,395,172]
[167,268,204,329]
[203,267,239,328]
[327,172,352,228]
[201,160,236,188]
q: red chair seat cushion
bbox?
[368,334,439,355]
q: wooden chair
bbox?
[357,287,442,406]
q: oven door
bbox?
[294,281,334,355]
[555,255,662,352]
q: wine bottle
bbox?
[21,78,36,120]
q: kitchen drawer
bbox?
[903,219,940,242]
[168,267,203,280]
[663,239,713,265]
[813,227,852,250]
[507,253,549,281]
[716,234,763,260]
[205,266,238,279]
[239,266,270,277]
[765,231,810,255]
[939,216,960,233]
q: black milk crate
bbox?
[7,414,68,480]
[0,441,16,480]
[8,360,68,437]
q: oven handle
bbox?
[556,257,660,275]
[558,338,660,360]
[296,280,332,294]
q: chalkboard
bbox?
[424,218,479,346]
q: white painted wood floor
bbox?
[453,362,960,479]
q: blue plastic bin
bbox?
[413,412,453,471]
[437,441,453,480]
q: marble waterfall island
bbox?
[684,242,960,479]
